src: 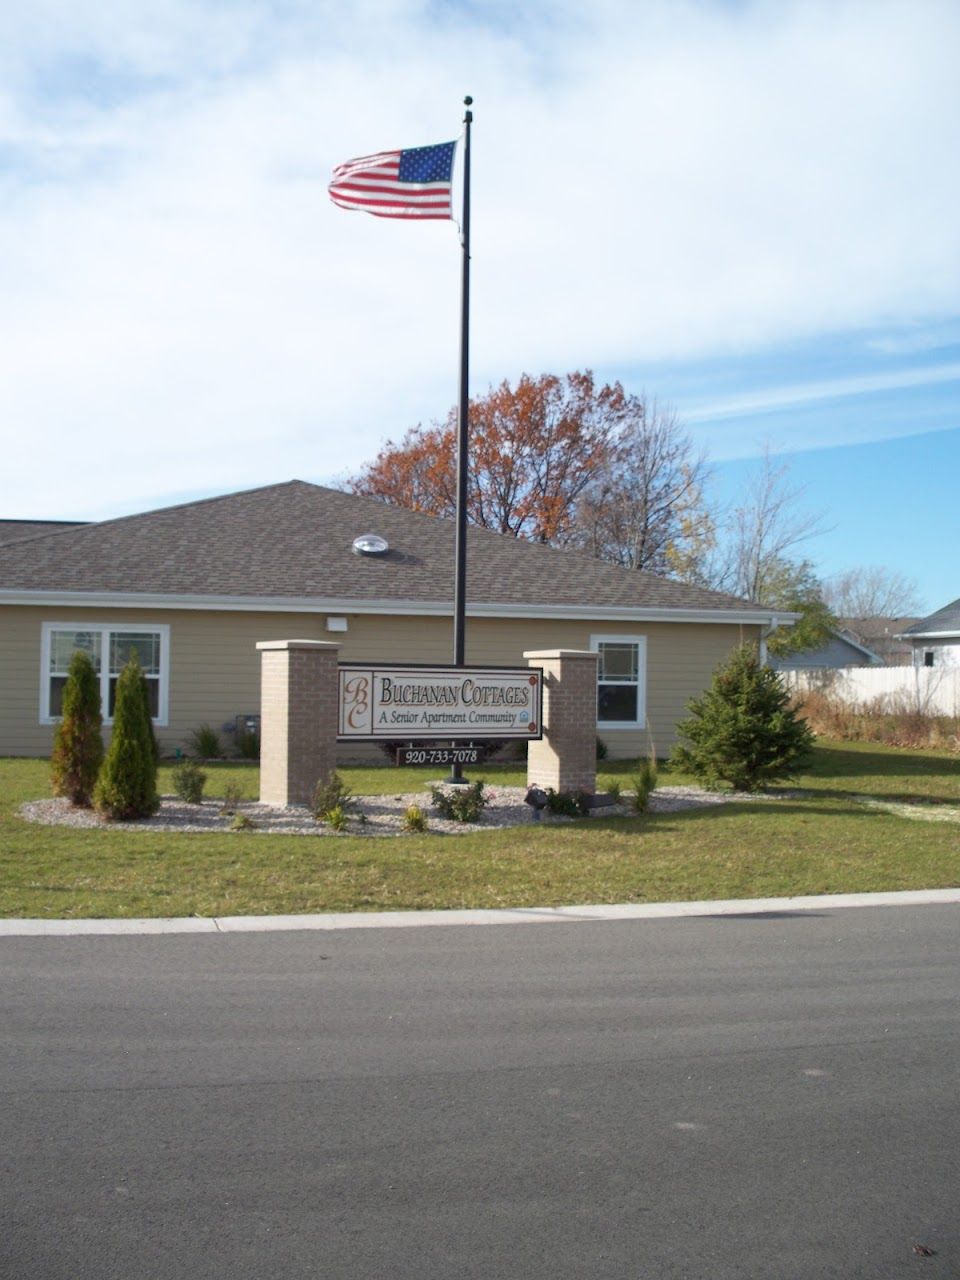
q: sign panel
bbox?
[338,664,543,741]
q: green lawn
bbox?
[1,742,957,919]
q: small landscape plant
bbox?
[403,803,428,833]
[50,649,104,807]
[219,781,245,815]
[606,780,622,804]
[430,780,488,823]
[235,729,260,760]
[630,757,658,814]
[172,759,206,804]
[325,804,348,832]
[596,737,608,761]
[230,812,255,831]
[93,655,159,820]
[671,644,815,792]
[312,770,353,821]
[188,723,223,759]
[544,788,591,818]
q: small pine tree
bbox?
[671,645,815,792]
[93,654,160,819]
[50,649,104,807]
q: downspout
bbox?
[759,614,780,666]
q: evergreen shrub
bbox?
[50,649,104,807]
[93,655,159,819]
[671,645,815,792]
[172,759,206,804]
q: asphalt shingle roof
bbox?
[0,520,88,546]
[900,599,960,637]
[0,480,761,614]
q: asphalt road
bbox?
[2,905,959,1279]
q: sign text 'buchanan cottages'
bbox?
[337,665,543,741]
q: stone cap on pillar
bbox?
[523,649,597,661]
[256,639,341,652]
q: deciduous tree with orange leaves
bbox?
[348,371,627,544]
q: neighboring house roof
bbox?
[898,598,960,640]
[769,627,882,670]
[0,480,777,622]
[0,520,88,546]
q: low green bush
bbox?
[630,757,658,814]
[235,729,260,760]
[188,724,223,759]
[325,804,348,832]
[430,780,487,823]
[219,781,245,815]
[403,803,428,833]
[312,770,353,820]
[172,759,206,804]
[544,788,591,818]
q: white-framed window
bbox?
[40,622,170,726]
[590,634,647,727]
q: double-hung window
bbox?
[591,634,647,727]
[41,623,169,725]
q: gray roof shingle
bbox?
[900,599,960,638]
[0,480,762,614]
[0,520,88,546]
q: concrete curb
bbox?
[1,888,958,937]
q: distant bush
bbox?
[672,645,814,791]
[94,655,159,820]
[172,759,206,804]
[596,737,608,761]
[325,804,348,832]
[403,804,428,833]
[430,780,487,823]
[50,650,104,808]
[235,729,260,760]
[188,724,223,759]
[630,757,658,814]
[312,770,353,821]
[543,788,591,818]
[219,781,245,815]
[230,812,255,831]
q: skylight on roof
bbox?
[352,533,389,556]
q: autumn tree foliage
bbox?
[348,371,708,567]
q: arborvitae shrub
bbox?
[50,649,104,807]
[93,655,159,819]
[671,645,815,792]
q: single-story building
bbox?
[898,599,960,669]
[0,480,790,759]
[769,627,882,671]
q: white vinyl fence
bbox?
[780,666,960,717]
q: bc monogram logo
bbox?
[343,674,370,729]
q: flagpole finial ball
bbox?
[464,95,473,105]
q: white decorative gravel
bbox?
[18,783,780,838]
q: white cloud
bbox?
[0,0,958,517]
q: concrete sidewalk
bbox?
[2,886,958,936]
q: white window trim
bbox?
[590,633,647,729]
[40,621,170,726]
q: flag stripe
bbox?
[328,140,456,221]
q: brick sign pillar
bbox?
[523,648,598,794]
[257,639,340,807]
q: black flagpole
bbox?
[449,95,472,783]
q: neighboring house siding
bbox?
[912,638,960,668]
[770,633,876,671]
[0,604,761,758]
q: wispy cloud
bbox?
[685,363,960,423]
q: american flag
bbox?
[328,141,457,220]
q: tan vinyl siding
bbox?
[0,604,760,759]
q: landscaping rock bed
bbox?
[20,784,774,837]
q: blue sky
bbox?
[1,0,957,613]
